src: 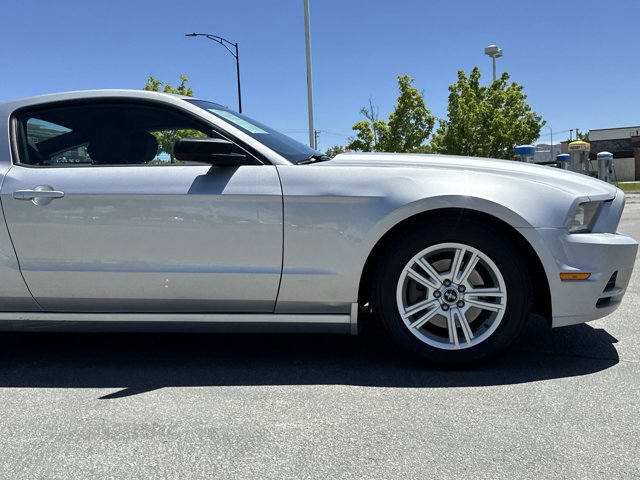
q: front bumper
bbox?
[521,228,638,327]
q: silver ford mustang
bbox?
[0,90,636,364]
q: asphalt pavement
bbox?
[0,205,639,480]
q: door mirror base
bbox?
[174,138,257,166]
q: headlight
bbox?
[566,201,603,233]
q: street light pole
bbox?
[304,0,315,149]
[234,45,242,114]
[186,32,242,113]
[484,44,503,82]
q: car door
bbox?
[0,101,283,313]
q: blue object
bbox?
[514,145,536,155]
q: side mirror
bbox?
[174,138,253,166]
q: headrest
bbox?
[88,128,158,164]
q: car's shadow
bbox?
[0,316,619,399]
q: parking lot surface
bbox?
[0,205,639,480]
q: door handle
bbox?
[13,189,65,200]
[13,185,65,205]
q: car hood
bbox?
[328,152,618,201]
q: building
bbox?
[587,126,640,181]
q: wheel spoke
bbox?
[406,265,440,290]
[449,247,465,282]
[415,257,444,288]
[466,287,505,298]
[456,252,479,285]
[454,309,474,344]
[465,287,506,313]
[447,311,460,347]
[402,298,439,319]
[409,304,441,330]
[464,298,505,313]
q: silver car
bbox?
[0,90,636,365]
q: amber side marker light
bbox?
[560,272,591,281]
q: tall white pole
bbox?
[304,0,315,149]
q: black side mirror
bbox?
[174,138,253,166]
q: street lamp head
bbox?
[183,31,242,113]
[484,44,503,58]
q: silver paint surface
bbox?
[0,90,636,329]
[1,165,282,312]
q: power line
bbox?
[274,128,350,139]
[320,130,350,138]
[537,129,574,140]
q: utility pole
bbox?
[548,125,553,162]
[304,0,315,148]
[314,129,320,150]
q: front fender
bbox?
[274,165,568,314]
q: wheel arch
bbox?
[358,208,552,324]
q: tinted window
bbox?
[188,99,318,164]
[14,103,241,166]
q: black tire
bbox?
[374,220,531,366]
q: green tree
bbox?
[575,129,589,141]
[325,145,345,158]
[143,75,203,162]
[430,67,544,159]
[144,74,194,96]
[347,75,434,153]
[349,120,379,152]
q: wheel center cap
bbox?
[443,289,459,304]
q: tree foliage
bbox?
[430,67,544,159]
[575,129,589,141]
[325,145,345,158]
[143,75,203,162]
[144,74,194,96]
[348,75,435,153]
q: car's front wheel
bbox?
[374,221,531,365]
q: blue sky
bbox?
[1,0,638,151]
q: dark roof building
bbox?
[588,126,640,181]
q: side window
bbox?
[14,103,237,167]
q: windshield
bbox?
[187,99,319,164]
